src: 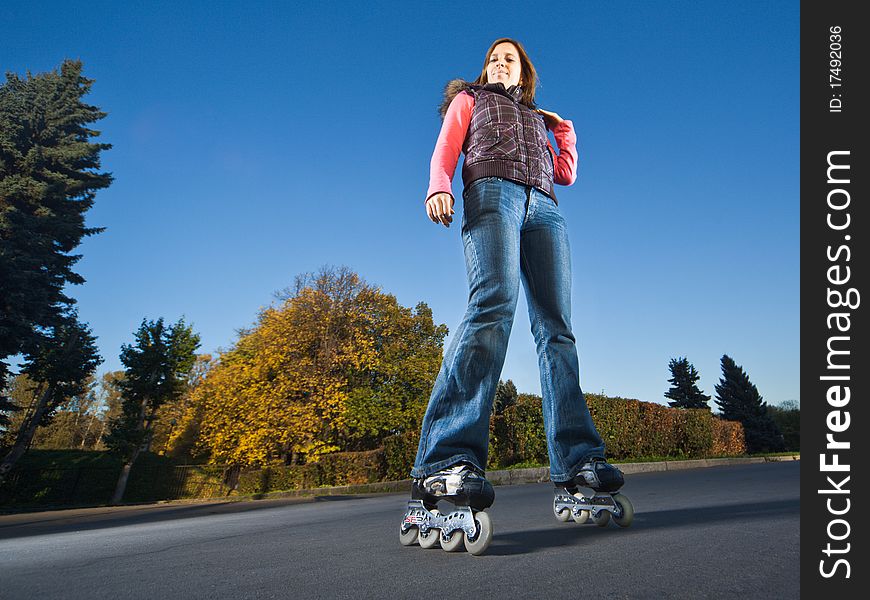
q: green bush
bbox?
[493,393,744,466]
[235,449,386,495]
[489,393,547,468]
[0,450,237,509]
[680,409,715,456]
[586,394,644,459]
[382,431,419,481]
[767,402,799,451]
[3,393,750,510]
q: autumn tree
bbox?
[1,373,102,450]
[0,373,39,449]
[193,266,447,467]
[0,384,17,434]
[103,318,200,503]
[96,370,125,442]
[664,357,711,409]
[0,60,112,403]
[155,354,213,459]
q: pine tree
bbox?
[767,400,800,451]
[714,354,784,453]
[494,379,518,415]
[664,357,711,409]
[104,318,200,503]
[0,311,102,483]
[0,59,112,405]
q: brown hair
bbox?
[473,38,538,107]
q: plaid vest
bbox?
[461,83,556,203]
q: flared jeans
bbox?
[412,177,605,484]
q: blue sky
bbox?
[2,1,799,408]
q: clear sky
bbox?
[2,1,799,408]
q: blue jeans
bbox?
[411,177,605,483]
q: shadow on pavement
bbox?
[485,497,800,556]
[0,493,379,541]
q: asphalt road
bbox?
[0,462,799,599]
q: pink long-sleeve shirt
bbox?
[426,92,578,202]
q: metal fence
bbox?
[0,463,242,511]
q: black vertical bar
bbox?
[801,0,866,596]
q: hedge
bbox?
[3,395,747,507]
[382,394,745,481]
[236,449,385,495]
[0,451,233,510]
[712,418,746,456]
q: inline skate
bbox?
[553,458,634,527]
[399,463,495,556]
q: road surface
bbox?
[0,461,799,599]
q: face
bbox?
[486,42,522,88]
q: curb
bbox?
[0,454,799,524]
[487,454,799,483]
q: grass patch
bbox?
[750,451,800,457]
[499,452,799,471]
[502,461,547,470]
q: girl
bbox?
[400,38,628,554]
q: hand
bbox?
[426,192,455,228]
[535,108,564,129]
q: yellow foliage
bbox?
[190,267,447,467]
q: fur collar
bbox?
[438,78,525,119]
[438,79,473,118]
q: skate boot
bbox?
[553,458,634,528]
[399,463,495,555]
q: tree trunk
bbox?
[0,331,79,484]
[110,446,140,504]
[72,408,83,447]
[110,396,151,505]
[0,384,54,485]
[96,414,108,450]
[80,411,98,450]
[15,384,45,436]
[142,405,159,453]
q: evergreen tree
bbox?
[664,357,711,409]
[767,400,800,451]
[0,59,112,404]
[0,311,102,482]
[104,318,200,503]
[494,379,518,415]
[714,354,784,453]
[0,373,103,451]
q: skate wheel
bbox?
[418,528,441,549]
[572,509,590,524]
[592,509,611,527]
[464,511,492,556]
[399,525,418,546]
[440,529,465,552]
[555,508,572,522]
[612,493,634,528]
